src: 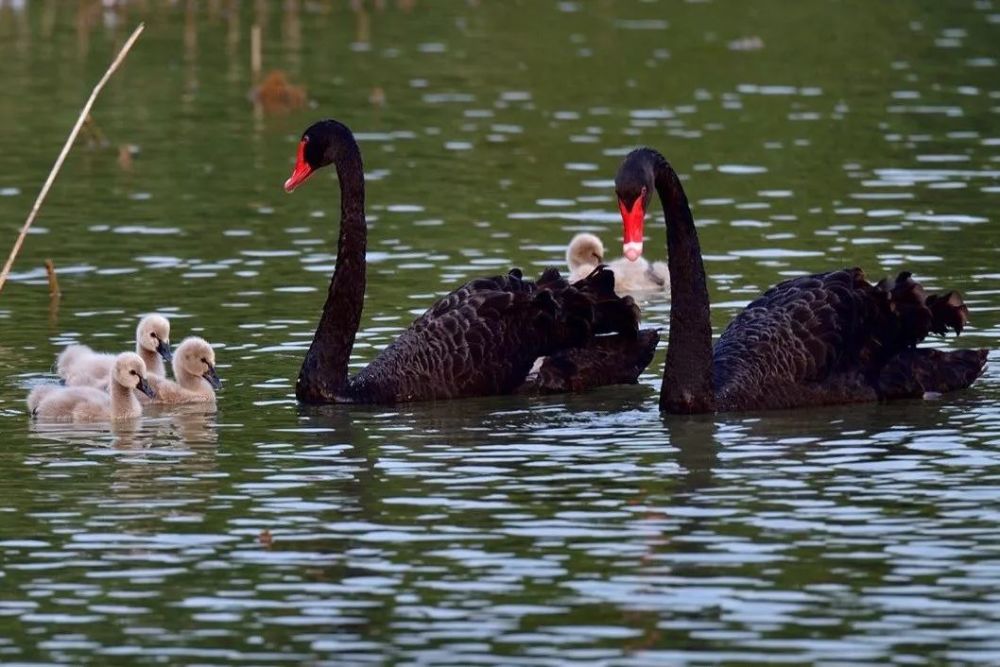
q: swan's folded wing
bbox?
[346,266,644,403]
[713,270,870,393]
[713,268,981,410]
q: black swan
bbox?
[283,119,659,404]
[614,147,988,413]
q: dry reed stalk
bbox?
[0,23,145,296]
[251,24,262,82]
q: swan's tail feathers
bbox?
[526,270,592,348]
[523,329,660,394]
[877,347,988,399]
[526,265,640,352]
[535,266,565,288]
[878,272,973,349]
[571,265,641,336]
[926,291,969,336]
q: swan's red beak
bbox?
[618,192,645,262]
[284,140,313,193]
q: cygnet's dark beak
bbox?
[203,365,222,390]
[137,376,157,399]
[157,338,172,363]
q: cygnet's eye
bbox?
[130,370,138,376]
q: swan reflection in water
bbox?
[28,404,219,451]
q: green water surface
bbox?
[1,1,999,664]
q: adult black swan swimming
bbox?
[614,147,988,414]
[284,119,658,404]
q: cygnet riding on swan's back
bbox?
[29,353,157,422]
[58,314,172,388]
[566,232,669,293]
[145,337,221,404]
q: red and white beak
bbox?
[284,139,313,192]
[618,188,646,262]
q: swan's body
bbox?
[58,314,172,388]
[614,148,987,413]
[566,232,669,293]
[284,119,658,405]
[145,337,221,404]
[29,353,156,422]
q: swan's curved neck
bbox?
[110,380,141,419]
[137,347,163,377]
[652,155,715,413]
[296,132,367,403]
[175,365,214,396]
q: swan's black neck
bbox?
[648,151,715,413]
[296,126,367,403]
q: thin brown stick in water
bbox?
[45,259,60,297]
[0,23,145,296]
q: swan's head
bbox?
[174,337,222,390]
[137,314,172,363]
[284,119,354,193]
[113,352,156,398]
[615,150,657,262]
[566,233,605,271]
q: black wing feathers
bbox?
[714,268,985,410]
[343,266,649,403]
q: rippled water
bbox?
[1,1,999,664]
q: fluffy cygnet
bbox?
[58,314,172,388]
[565,232,669,294]
[29,353,156,422]
[145,337,221,404]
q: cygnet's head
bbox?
[174,337,222,390]
[136,314,172,363]
[566,233,605,271]
[113,352,156,398]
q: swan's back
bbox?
[606,257,670,293]
[713,268,986,410]
[58,346,116,388]
[342,266,649,403]
[30,385,110,421]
